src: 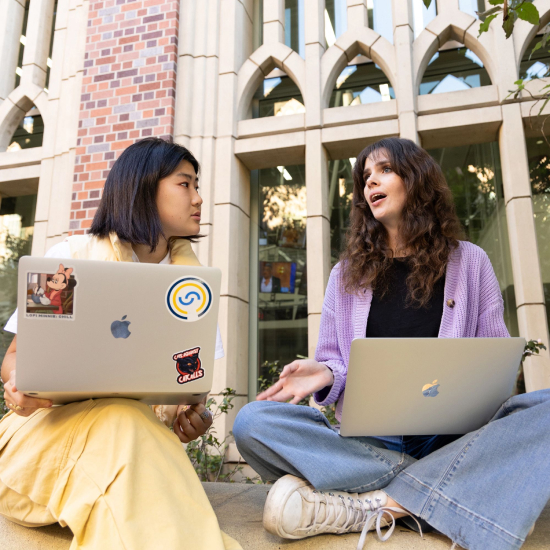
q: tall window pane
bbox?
[14,0,30,88]
[285,0,305,58]
[459,0,486,18]
[412,0,437,39]
[329,158,355,264]
[367,0,393,44]
[428,143,518,336]
[527,136,550,324]
[325,0,347,47]
[255,165,307,390]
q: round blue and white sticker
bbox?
[166,277,213,322]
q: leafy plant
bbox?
[422,0,549,137]
[0,232,33,417]
[516,338,547,394]
[185,388,261,483]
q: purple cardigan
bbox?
[313,241,510,421]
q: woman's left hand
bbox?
[173,397,213,443]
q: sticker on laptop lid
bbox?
[173,347,204,385]
[25,264,78,321]
[166,276,213,322]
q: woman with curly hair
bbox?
[233,137,550,550]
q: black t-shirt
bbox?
[365,258,457,458]
[366,258,445,338]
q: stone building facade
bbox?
[1,0,550,434]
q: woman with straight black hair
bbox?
[233,137,550,550]
[1,138,242,550]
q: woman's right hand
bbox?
[3,370,52,417]
[256,359,334,404]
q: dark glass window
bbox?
[44,0,58,92]
[519,34,550,81]
[527,136,550,326]
[285,0,305,58]
[420,46,491,95]
[252,74,304,118]
[254,165,308,391]
[330,61,395,108]
[8,109,44,150]
[14,0,30,88]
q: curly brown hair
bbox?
[340,138,465,307]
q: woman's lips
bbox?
[371,196,386,207]
[192,214,201,221]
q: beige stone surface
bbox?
[2,482,548,550]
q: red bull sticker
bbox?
[173,347,204,385]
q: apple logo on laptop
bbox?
[422,380,440,397]
[111,315,131,339]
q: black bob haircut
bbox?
[90,137,201,251]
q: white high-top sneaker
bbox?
[263,475,422,549]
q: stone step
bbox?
[0,482,548,549]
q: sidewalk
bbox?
[0,482,548,549]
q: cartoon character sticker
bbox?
[25,264,78,320]
[173,347,204,385]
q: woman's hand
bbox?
[257,359,334,404]
[3,370,52,417]
[173,397,213,444]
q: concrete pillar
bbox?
[346,0,367,30]
[305,129,331,358]
[391,0,418,143]
[32,0,88,255]
[21,0,55,89]
[0,0,25,102]
[499,103,550,391]
[211,0,253,434]
[303,0,330,357]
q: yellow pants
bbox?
[0,398,242,550]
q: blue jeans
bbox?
[233,389,550,550]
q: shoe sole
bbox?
[263,475,311,539]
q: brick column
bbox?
[70,0,179,233]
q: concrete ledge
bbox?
[0,483,548,549]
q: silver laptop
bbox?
[340,337,526,436]
[16,256,221,405]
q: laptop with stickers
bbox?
[15,256,221,405]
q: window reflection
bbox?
[328,158,355,264]
[520,35,550,82]
[256,165,308,390]
[325,0,347,47]
[412,0,436,39]
[420,46,491,95]
[367,0,393,44]
[429,143,518,336]
[527,136,550,325]
[330,61,394,108]
[459,0,486,18]
[14,0,30,89]
[7,107,44,151]
[253,73,305,118]
[285,0,305,58]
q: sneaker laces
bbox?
[294,490,384,537]
[357,505,423,550]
